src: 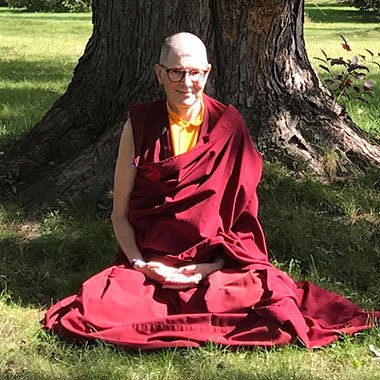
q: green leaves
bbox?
[315,36,380,104]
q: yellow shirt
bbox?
[167,100,204,156]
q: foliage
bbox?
[315,35,380,104]
[338,0,380,15]
[62,0,91,12]
[6,0,91,12]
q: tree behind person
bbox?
[1,0,379,205]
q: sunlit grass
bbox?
[0,8,92,144]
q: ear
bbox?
[155,64,164,85]
[204,63,212,82]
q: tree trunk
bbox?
[1,0,379,206]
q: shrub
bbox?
[315,36,379,104]
[8,0,65,12]
[7,0,91,12]
[62,0,91,12]
[338,0,380,15]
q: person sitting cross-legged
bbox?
[43,32,379,349]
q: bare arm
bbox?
[111,119,143,263]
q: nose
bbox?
[182,72,193,86]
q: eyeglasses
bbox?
[159,64,208,83]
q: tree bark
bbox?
[1,0,379,206]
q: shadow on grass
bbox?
[0,163,379,311]
[0,59,77,145]
[1,59,77,83]
[0,88,61,146]
[1,87,61,119]
[305,3,379,24]
[0,204,115,307]
[258,164,380,308]
[307,26,380,34]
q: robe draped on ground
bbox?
[43,95,378,349]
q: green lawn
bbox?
[1,2,380,379]
[0,8,92,145]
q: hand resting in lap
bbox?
[134,260,224,290]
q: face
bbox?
[155,49,211,111]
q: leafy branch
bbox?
[315,35,380,103]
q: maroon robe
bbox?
[43,94,378,349]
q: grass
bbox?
[0,2,380,379]
[0,8,92,145]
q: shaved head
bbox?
[155,32,211,115]
[159,32,209,67]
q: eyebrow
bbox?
[171,67,203,70]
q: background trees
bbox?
[339,0,380,15]
[5,0,91,12]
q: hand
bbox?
[134,261,202,289]
[178,262,218,279]
[133,261,176,282]
[163,260,224,290]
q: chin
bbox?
[167,92,202,110]
[181,97,197,106]
[177,94,200,106]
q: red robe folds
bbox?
[44,95,378,349]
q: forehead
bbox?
[165,49,208,69]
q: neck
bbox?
[168,98,202,122]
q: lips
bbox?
[177,90,194,95]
